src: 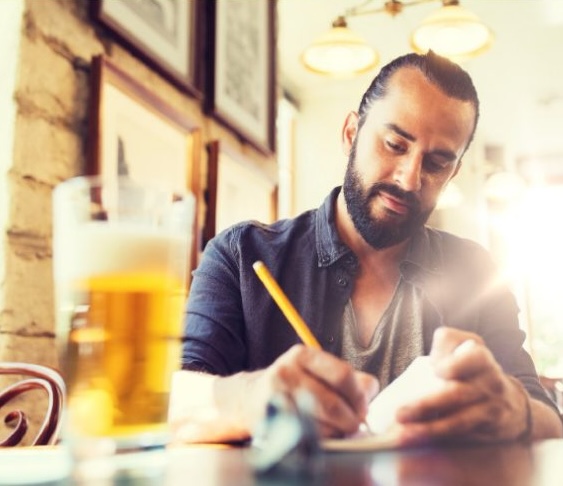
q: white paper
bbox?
[322,356,447,451]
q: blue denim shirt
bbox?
[183,187,552,407]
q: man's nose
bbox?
[393,154,422,193]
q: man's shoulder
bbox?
[209,207,319,257]
[425,226,490,256]
[421,228,516,320]
[422,227,499,284]
[231,207,318,238]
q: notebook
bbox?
[321,356,447,451]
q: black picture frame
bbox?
[203,140,278,248]
[91,0,202,98]
[88,55,204,277]
[204,0,277,155]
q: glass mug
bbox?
[52,176,194,466]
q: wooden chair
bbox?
[0,362,66,446]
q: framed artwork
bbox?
[91,0,201,97]
[88,55,203,276]
[203,141,278,246]
[205,0,276,155]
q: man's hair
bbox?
[357,50,480,149]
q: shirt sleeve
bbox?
[446,239,559,412]
[181,227,247,376]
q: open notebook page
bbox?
[322,356,447,451]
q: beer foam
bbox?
[55,221,189,282]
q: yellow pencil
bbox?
[253,260,373,433]
[252,260,322,350]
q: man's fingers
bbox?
[398,400,506,446]
[303,349,365,407]
[399,406,480,445]
[395,379,484,423]
[296,345,377,417]
[357,370,380,402]
[434,339,502,382]
[270,345,378,437]
[393,347,528,445]
[275,366,362,435]
[430,327,484,363]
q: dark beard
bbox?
[342,146,431,249]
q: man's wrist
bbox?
[508,376,533,442]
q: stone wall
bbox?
[0,0,275,444]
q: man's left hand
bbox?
[394,327,531,445]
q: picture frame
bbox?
[204,0,277,155]
[203,140,278,246]
[90,0,201,97]
[88,55,203,276]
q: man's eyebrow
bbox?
[385,123,457,161]
[386,123,415,142]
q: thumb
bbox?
[356,371,380,403]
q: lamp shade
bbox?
[301,17,379,76]
[411,4,494,61]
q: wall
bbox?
[0,0,24,326]
[0,0,274,444]
[293,93,349,212]
[291,79,371,213]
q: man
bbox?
[169,51,562,445]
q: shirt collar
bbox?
[315,186,445,279]
[400,226,445,285]
[315,187,352,267]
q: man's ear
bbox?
[342,111,359,156]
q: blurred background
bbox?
[276,0,563,376]
[0,0,562,387]
[1,0,561,443]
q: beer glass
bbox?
[52,176,194,462]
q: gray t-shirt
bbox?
[340,278,425,390]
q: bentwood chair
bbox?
[0,362,65,446]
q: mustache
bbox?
[367,182,420,209]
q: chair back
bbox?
[0,362,66,446]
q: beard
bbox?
[342,143,432,250]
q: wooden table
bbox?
[3,440,563,485]
[82,439,563,485]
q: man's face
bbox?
[342,67,476,249]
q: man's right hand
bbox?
[169,344,379,444]
[242,344,379,438]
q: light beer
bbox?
[56,222,188,444]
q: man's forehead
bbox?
[359,66,476,153]
[385,67,437,94]
[367,67,476,125]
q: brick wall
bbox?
[0,0,274,444]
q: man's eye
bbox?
[424,158,448,173]
[386,140,405,153]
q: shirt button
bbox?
[338,277,348,287]
[328,335,335,343]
